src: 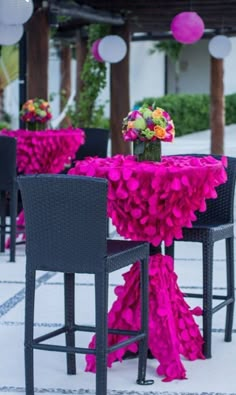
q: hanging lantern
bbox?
[0,24,24,45]
[98,35,127,63]
[91,39,104,62]
[171,11,205,44]
[208,35,232,59]
[0,0,33,25]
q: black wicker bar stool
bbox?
[165,155,236,359]
[0,135,17,262]
[18,174,154,395]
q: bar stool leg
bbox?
[225,236,235,341]
[9,188,17,262]
[95,272,108,395]
[202,240,214,359]
[64,273,76,374]
[0,191,6,252]
[25,269,36,395]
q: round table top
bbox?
[69,154,227,246]
[1,128,85,174]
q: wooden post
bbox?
[60,44,71,110]
[110,24,131,155]
[76,30,87,102]
[210,56,224,154]
[60,44,71,127]
[26,8,49,99]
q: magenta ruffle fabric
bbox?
[69,155,227,247]
[69,154,227,381]
[2,128,85,174]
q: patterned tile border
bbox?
[0,321,235,334]
[0,387,236,395]
[1,280,233,292]
[0,272,56,318]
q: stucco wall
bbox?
[167,37,236,95]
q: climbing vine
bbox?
[67,23,110,127]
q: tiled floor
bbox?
[0,125,236,394]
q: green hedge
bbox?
[134,93,236,137]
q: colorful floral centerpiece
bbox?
[122,104,175,162]
[20,98,52,131]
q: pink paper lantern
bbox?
[171,11,205,44]
[91,39,104,62]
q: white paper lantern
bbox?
[0,24,24,45]
[98,35,127,63]
[208,35,232,59]
[0,0,33,25]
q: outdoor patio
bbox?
[0,126,235,395]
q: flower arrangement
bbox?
[122,104,175,143]
[20,98,52,130]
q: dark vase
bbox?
[26,121,47,131]
[133,139,161,162]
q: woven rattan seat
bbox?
[165,154,236,358]
[18,174,154,395]
[0,135,17,262]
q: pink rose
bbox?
[123,129,138,141]
[128,110,142,121]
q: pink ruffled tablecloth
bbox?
[71,154,227,382]
[1,128,85,174]
[2,128,85,244]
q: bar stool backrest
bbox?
[18,174,108,273]
[173,154,236,225]
[76,128,109,159]
[0,135,16,191]
[194,155,236,225]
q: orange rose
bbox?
[154,125,166,139]
[152,108,163,118]
[28,105,35,112]
[128,121,135,129]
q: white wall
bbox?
[224,37,236,94]
[167,37,236,95]
[130,40,165,105]
[167,40,210,94]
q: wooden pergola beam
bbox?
[76,30,87,103]
[210,57,224,155]
[110,24,131,155]
[60,44,71,127]
[50,1,124,25]
[26,8,49,99]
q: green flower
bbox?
[141,128,155,139]
[133,117,146,130]
[38,110,46,117]
[153,117,166,128]
[141,108,153,119]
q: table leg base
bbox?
[86,253,204,382]
[136,379,155,385]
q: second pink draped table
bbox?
[1,128,85,241]
[1,128,85,174]
[69,154,227,382]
